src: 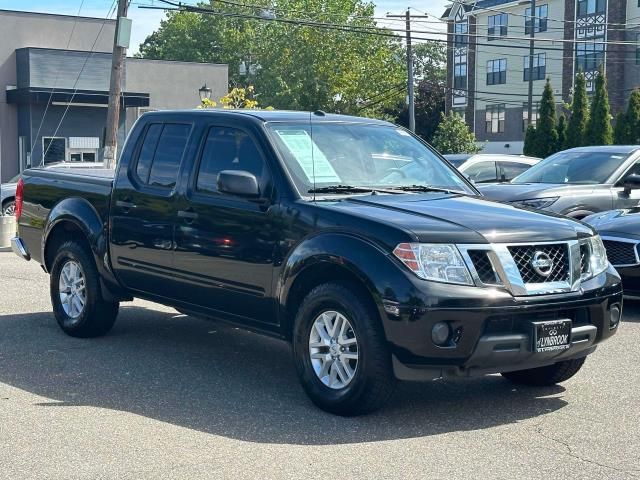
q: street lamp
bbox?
[199,83,212,103]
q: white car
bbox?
[444,154,541,184]
[1,162,104,215]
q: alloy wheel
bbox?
[58,260,86,319]
[308,310,359,389]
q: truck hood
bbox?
[325,193,594,244]
[584,208,640,239]
[477,183,595,202]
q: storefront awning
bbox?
[6,87,149,108]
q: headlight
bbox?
[588,235,608,278]
[512,197,559,209]
[393,243,473,285]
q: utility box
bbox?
[117,17,132,49]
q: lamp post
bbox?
[199,84,212,105]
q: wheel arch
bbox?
[42,198,129,301]
[278,233,405,340]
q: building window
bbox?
[523,53,546,81]
[487,59,507,85]
[488,13,508,40]
[576,41,605,72]
[525,4,548,34]
[523,102,540,130]
[454,20,468,45]
[577,0,606,16]
[454,48,467,89]
[486,105,505,133]
[42,137,66,164]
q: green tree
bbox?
[523,125,537,157]
[556,114,567,153]
[614,111,629,145]
[431,112,481,154]
[138,0,405,116]
[585,69,613,145]
[565,73,589,149]
[625,89,640,144]
[529,79,558,158]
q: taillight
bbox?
[15,178,24,220]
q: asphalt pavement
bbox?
[0,251,639,479]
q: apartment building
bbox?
[443,0,640,154]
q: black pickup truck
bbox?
[11,110,623,415]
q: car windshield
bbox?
[266,122,474,196]
[512,151,631,185]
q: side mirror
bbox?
[622,174,640,193]
[217,170,260,198]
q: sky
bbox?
[0,0,449,53]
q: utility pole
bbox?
[386,10,428,132]
[527,0,536,128]
[104,0,130,169]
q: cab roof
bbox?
[141,109,395,126]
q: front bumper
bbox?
[11,236,30,261]
[385,266,623,381]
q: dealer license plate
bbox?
[533,320,572,353]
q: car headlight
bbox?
[588,235,608,278]
[393,243,473,285]
[512,197,559,209]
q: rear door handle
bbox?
[116,200,136,211]
[178,210,199,221]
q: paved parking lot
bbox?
[0,250,639,479]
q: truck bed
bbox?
[19,167,115,265]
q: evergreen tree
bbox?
[523,125,537,157]
[565,73,589,149]
[614,111,629,145]
[625,89,640,145]
[556,114,567,153]
[533,79,559,157]
[431,112,481,154]
[585,69,613,145]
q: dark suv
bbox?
[11,110,622,415]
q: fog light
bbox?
[610,303,621,329]
[432,322,452,346]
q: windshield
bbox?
[512,151,631,184]
[266,122,474,196]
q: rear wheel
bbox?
[50,240,119,338]
[292,283,396,416]
[501,357,586,386]
[2,200,15,216]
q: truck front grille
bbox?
[602,239,639,266]
[507,244,570,283]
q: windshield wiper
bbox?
[308,185,402,194]
[389,185,466,194]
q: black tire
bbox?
[50,240,119,338]
[501,357,586,386]
[292,282,396,416]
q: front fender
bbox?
[278,233,415,335]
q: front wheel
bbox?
[501,357,586,386]
[292,283,396,416]
[50,240,119,338]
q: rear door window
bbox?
[463,161,497,183]
[134,123,190,188]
